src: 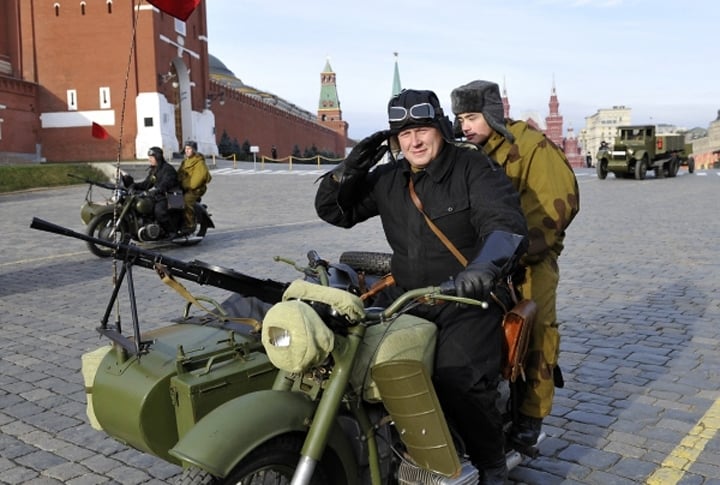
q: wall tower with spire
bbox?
[501,78,510,119]
[318,59,348,139]
[545,78,564,147]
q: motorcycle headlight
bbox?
[265,327,292,347]
[109,189,124,204]
[262,300,334,374]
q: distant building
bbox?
[579,106,632,165]
[689,110,720,168]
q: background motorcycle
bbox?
[71,174,214,257]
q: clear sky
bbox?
[205,0,718,141]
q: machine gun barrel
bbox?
[30,217,287,303]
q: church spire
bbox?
[391,52,402,96]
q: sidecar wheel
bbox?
[177,435,334,485]
[86,213,128,258]
[339,251,392,275]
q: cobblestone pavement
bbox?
[1,161,719,484]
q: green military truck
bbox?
[596,125,691,180]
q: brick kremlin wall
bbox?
[211,82,346,160]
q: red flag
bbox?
[147,0,201,21]
[91,122,110,140]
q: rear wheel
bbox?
[177,435,331,485]
[339,251,392,275]
[86,213,128,258]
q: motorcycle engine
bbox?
[137,223,161,241]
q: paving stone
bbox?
[557,443,622,469]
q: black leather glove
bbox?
[325,130,390,209]
[454,231,528,300]
[343,129,390,173]
[454,261,501,300]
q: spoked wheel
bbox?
[86,213,128,258]
[176,436,332,485]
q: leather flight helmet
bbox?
[147,146,164,161]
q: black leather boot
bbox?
[511,414,543,447]
[480,461,508,485]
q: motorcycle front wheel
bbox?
[176,435,331,485]
[86,213,128,258]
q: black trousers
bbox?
[153,197,179,234]
[376,286,509,469]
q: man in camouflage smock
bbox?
[451,80,580,447]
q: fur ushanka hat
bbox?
[451,80,514,142]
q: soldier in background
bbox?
[178,141,212,234]
[451,80,580,449]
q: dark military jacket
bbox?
[315,142,527,290]
[134,160,181,197]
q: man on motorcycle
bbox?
[315,89,528,484]
[132,146,182,236]
[178,140,212,234]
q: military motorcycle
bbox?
[30,218,543,485]
[70,174,214,257]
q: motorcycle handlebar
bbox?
[372,284,488,321]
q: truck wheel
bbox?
[176,435,332,485]
[634,159,647,180]
[668,159,679,178]
[339,251,392,275]
[596,160,608,179]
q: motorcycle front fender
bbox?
[194,203,215,228]
[169,390,359,482]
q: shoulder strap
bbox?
[408,178,468,267]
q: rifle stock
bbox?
[30,217,287,302]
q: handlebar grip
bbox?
[439,280,456,295]
[307,250,321,268]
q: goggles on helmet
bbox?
[388,102,436,123]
